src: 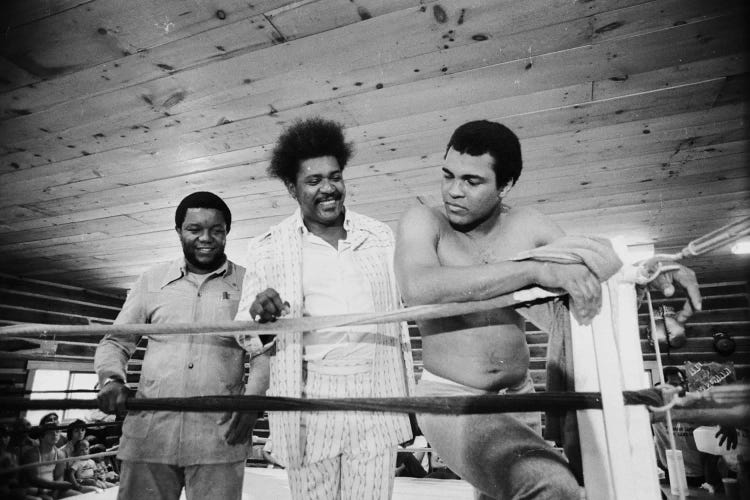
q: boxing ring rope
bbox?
[4,450,119,474]
[0,391,659,414]
[1,385,745,417]
[12,389,99,394]
[9,421,123,434]
[0,288,559,339]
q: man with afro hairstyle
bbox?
[235,117,415,500]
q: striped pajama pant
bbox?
[286,361,397,500]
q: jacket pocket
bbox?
[218,298,241,320]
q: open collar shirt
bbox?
[300,215,377,362]
[94,258,249,466]
[236,208,416,467]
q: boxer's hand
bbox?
[249,288,290,323]
[644,262,701,322]
[97,380,129,415]
[535,263,602,325]
[218,411,258,445]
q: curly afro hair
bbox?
[268,117,354,185]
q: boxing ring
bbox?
[2,218,749,499]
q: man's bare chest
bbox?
[437,230,536,266]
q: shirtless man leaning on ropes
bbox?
[394,120,701,499]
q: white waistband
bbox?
[419,367,473,389]
[420,367,533,394]
[304,359,373,376]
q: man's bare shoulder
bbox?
[402,203,443,219]
[505,205,550,222]
[505,205,564,243]
[400,204,447,229]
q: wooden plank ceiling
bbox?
[0,0,748,294]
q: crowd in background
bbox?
[0,413,119,500]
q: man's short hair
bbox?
[174,191,232,232]
[268,117,354,185]
[445,120,523,189]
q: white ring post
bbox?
[571,237,662,499]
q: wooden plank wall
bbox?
[2,275,748,428]
[0,273,122,423]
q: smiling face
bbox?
[176,207,227,274]
[287,156,346,230]
[441,148,511,230]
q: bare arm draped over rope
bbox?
[394,205,610,324]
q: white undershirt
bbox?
[301,231,377,362]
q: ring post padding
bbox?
[571,237,661,500]
[613,275,662,499]
[571,301,616,498]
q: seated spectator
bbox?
[0,423,29,500]
[424,449,460,480]
[9,418,36,458]
[20,421,83,498]
[37,414,67,450]
[1,423,17,465]
[89,444,118,486]
[68,440,108,490]
[395,434,428,478]
[61,421,86,458]
[87,444,118,484]
[3,420,54,500]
